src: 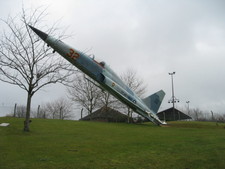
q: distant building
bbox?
[80,106,132,123]
[157,107,192,121]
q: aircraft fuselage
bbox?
[29,26,164,125]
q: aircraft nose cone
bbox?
[28,25,48,41]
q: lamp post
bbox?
[168,72,179,120]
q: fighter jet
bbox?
[29,25,166,125]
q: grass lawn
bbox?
[0,117,225,169]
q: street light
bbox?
[168,72,179,120]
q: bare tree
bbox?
[99,91,120,109]
[216,113,225,123]
[36,105,47,119]
[42,98,73,120]
[67,73,102,115]
[120,68,147,122]
[189,108,203,121]
[14,105,27,118]
[120,68,147,97]
[67,67,147,122]
[0,7,74,131]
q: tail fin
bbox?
[142,90,165,113]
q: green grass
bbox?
[0,117,225,169]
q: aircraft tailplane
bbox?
[142,90,165,113]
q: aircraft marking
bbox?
[67,49,80,59]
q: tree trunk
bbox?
[127,107,130,123]
[24,92,32,132]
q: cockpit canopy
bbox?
[99,61,106,67]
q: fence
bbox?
[0,103,77,120]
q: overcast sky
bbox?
[0,0,225,116]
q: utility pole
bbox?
[211,110,214,121]
[60,107,63,119]
[37,105,40,118]
[13,103,17,117]
[186,101,190,115]
[168,72,179,120]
